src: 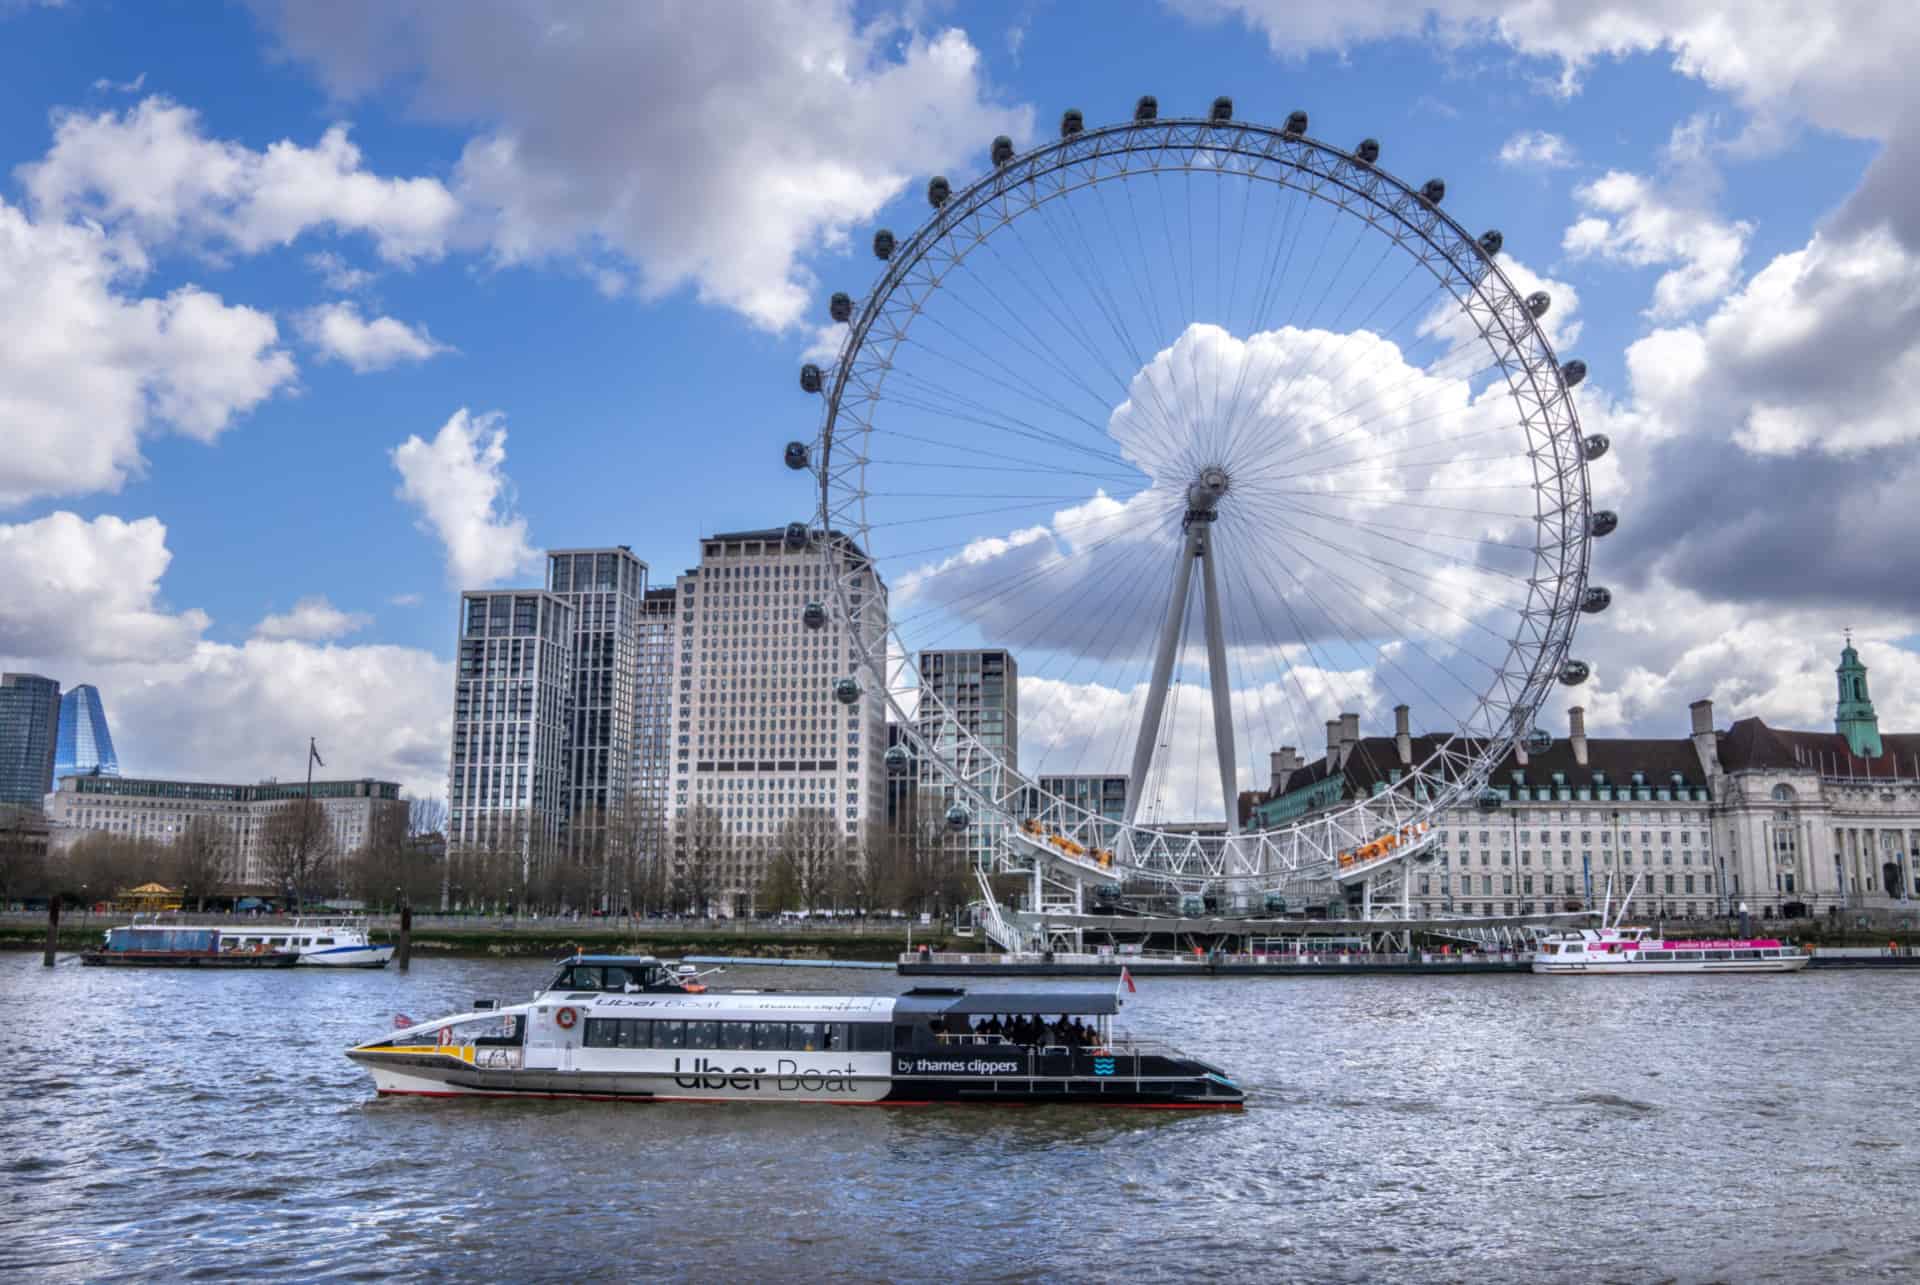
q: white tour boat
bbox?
[346,953,1243,1108]
[1533,877,1808,975]
[223,915,394,968]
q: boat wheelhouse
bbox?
[347,955,1242,1108]
[81,924,299,968]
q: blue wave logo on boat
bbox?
[1093,1057,1115,1076]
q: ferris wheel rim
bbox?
[808,109,1593,881]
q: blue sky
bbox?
[2,1,1916,806]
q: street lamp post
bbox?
[80,884,89,928]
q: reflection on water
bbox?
[4,956,1919,1281]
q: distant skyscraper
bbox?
[447,589,576,877]
[546,547,647,865]
[0,673,62,811]
[915,649,1019,868]
[55,684,120,781]
[635,585,678,866]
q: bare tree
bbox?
[774,808,847,911]
[674,804,726,917]
[166,817,228,912]
[257,799,335,911]
[760,848,803,914]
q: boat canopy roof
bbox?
[560,953,663,966]
[893,987,1120,1017]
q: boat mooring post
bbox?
[397,903,412,972]
[42,897,59,966]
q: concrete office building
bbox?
[671,528,887,914]
[47,774,403,887]
[545,547,647,865]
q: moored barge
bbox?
[81,924,300,968]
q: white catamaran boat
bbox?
[1533,877,1809,975]
[347,954,1244,1108]
[223,916,394,968]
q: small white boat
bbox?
[223,916,394,968]
[1533,876,1807,975]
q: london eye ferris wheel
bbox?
[786,97,1614,914]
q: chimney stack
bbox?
[1339,711,1360,760]
[1689,698,1722,776]
[1269,748,1301,791]
[1326,718,1343,770]
[1569,705,1589,767]
[1394,704,1412,767]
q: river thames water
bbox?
[4,953,1918,1283]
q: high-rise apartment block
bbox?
[55,684,120,781]
[915,649,1018,867]
[448,589,575,871]
[672,528,888,913]
[545,547,646,859]
[0,673,61,812]
[635,585,678,859]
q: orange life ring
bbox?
[555,1006,578,1029]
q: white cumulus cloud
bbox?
[1497,129,1575,168]
[390,408,541,587]
[0,199,297,508]
[298,300,450,372]
[253,595,372,641]
[1562,169,1751,319]
[255,1,1033,330]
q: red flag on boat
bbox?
[1120,966,1136,993]
[393,1014,414,1029]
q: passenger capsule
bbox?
[1581,586,1612,614]
[1210,96,1233,124]
[799,364,823,394]
[833,677,861,706]
[1135,95,1159,122]
[1061,108,1084,137]
[1415,847,1436,864]
[1356,138,1380,165]
[1561,359,1587,389]
[783,441,810,471]
[1284,110,1308,137]
[1479,229,1503,257]
[1584,433,1610,462]
[1527,291,1551,319]
[991,135,1014,167]
[927,175,951,208]
[802,601,827,630]
[783,522,810,550]
[1421,178,1446,205]
[1559,660,1591,687]
[884,744,911,773]
[828,291,853,323]
[1526,727,1553,755]
[945,804,971,832]
[1590,509,1618,538]
[872,228,895,260]
[1477,787,1503,811]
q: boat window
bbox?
[1733,950,1759,960]
[314,938,334,946]
[850,1022,889,1052]
[602,966,634,992]
[1563,943,1584,953]
[1705,950,1731,960]
[752,1021,785,1051]
[685,1020,719,1048]
[1541,943,1558,955]
[270,937,289,947]
[655,1021,686,1049]
[719,1021,753,1050]
[1672,951,1702,960]
[430,1014,521,1047]
[822,1023,849,1052]
[571,966,604,991]
[1641,951,1672,961]
[1761,949,1779,958]
[788,1022,824,1051]
[894,1024,914,1051]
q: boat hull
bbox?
[350,1050,1241,1109]
[80,950,301,968]
[298,944,394,968]
[1533,956,1809,975]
